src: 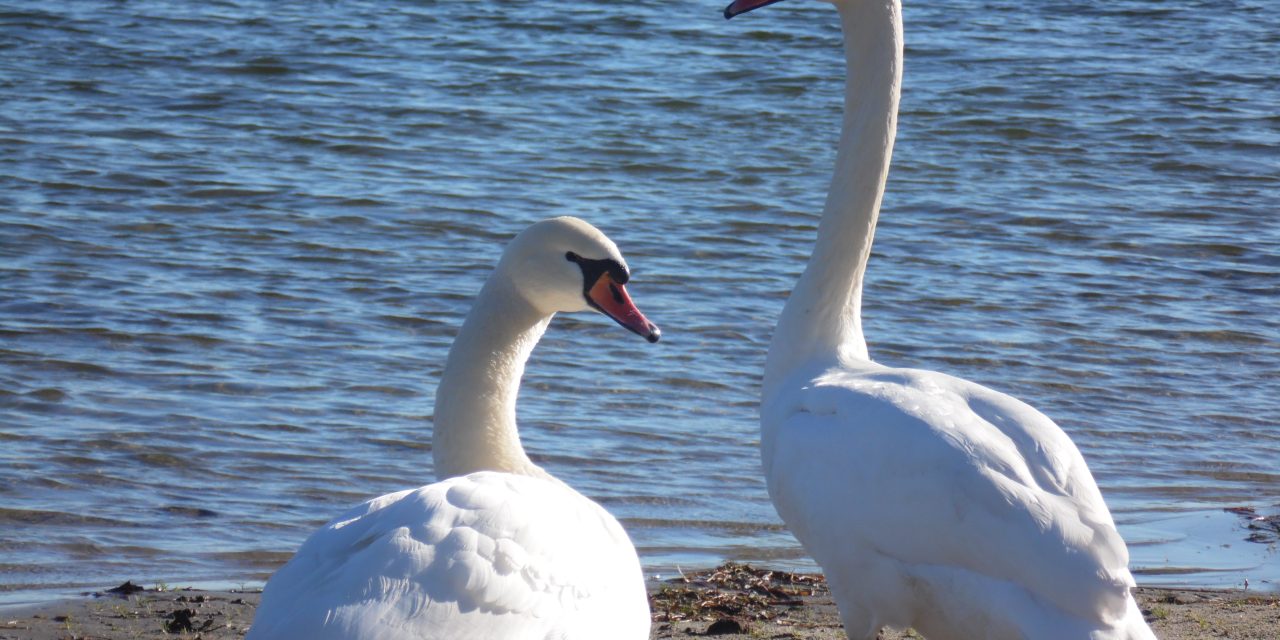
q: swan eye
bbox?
[565,252,629,288]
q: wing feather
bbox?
[249,471,648,640]
[766,365,1132,627]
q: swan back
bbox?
[249,472,650,640]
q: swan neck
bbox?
[764,0,902,396]
[432,275,550,481]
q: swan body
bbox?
[249,217,657,640]
[248,472,648,640]
[725,0,1156,638]
[764,362,1153,639]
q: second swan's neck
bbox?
[764,0,903,398]
[432,275,551,481]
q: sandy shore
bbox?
[2,564,1277,639]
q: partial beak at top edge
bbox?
[724,0,788,19]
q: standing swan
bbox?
[248,217,657,640]
[724,1,1156,639]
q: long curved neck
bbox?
[432,274,551,481]
[764,0,903,398]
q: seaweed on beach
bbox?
[1225,506,1280,545]
[649,562,826,626]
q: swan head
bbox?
[500,216,661,343]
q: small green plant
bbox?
[1191,612,1209,631]
[55,614,79,636]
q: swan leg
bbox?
[836,603,881,640]
[826,575,879,640]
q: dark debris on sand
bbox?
[648,563,1280,639]
[1225,506,1280,545]
[0,584,261,640]
[649,562,832,637]
[4,565,1277,640]
[100,582,144,597]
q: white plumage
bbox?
[725,0,1157,637]
[763,364,1153,638]
[249,217,657,640]
[248,472,648,640]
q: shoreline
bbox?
[2,564,1277,639]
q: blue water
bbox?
[1,0,1277,601]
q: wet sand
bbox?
[2,565,1276,639]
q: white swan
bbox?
[724,1,1156,638]
[248,217,657,640]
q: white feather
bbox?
[249,472,648,640]
[763,364,1150,638]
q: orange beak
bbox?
[587,274,661,343]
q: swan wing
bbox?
[249,471,649,640]
[764,365,1133,627]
